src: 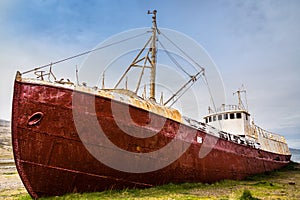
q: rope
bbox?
[22,31,150,75]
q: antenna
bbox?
[142,85,146,99]
[75,65,79,86]
[160,92,164,105]
[233,85,247,111]
[102,72,105,89]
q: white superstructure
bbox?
[203,90,290,155]
[204,105,250,136]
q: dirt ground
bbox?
[0,123,27,200]
[0,147,27,200]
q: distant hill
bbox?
[0,119,10,127]
[290,148,300,163]
[290,148,300,154]
[0,120,11,147]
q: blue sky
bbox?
[0,0,300,148]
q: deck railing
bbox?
[209,104,245,114]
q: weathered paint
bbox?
[12,78,291,199]
[204,108,290,156]
[19,77,182,123]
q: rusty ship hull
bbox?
[12,78,291,199]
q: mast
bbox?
[113,10,158,99]
[236,90,242,109]
[148,10,158,101]
[234,88,247,111]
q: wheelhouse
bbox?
[203,106,251,136]
[204,111,250,123]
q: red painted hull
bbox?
[12,80,290,198]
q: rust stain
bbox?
[12,78,291,198]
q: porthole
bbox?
[28,112,44,126]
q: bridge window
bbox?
[224,113,228,120]
[236,113,242,119]
[245,114,248,120]
[213,115,216,121]
[209,116,212,122]
[230,113,235,119]
[218,115,222,120]
[205,118,208,123]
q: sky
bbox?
[0,0,299,148]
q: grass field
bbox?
[15,162,300,200]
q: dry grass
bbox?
[15,162,300,200]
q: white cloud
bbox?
[0,29,87,120]
[0,0,299,148]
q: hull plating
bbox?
[12,80,290,198]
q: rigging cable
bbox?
[167,75,199,107]
[157,31,207,107]
[22,31,150,75]
[157,39,191,77]
[201,73,223,129]
[164,69,204,106]
[245,89,249,111]
[160,31,204,72]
